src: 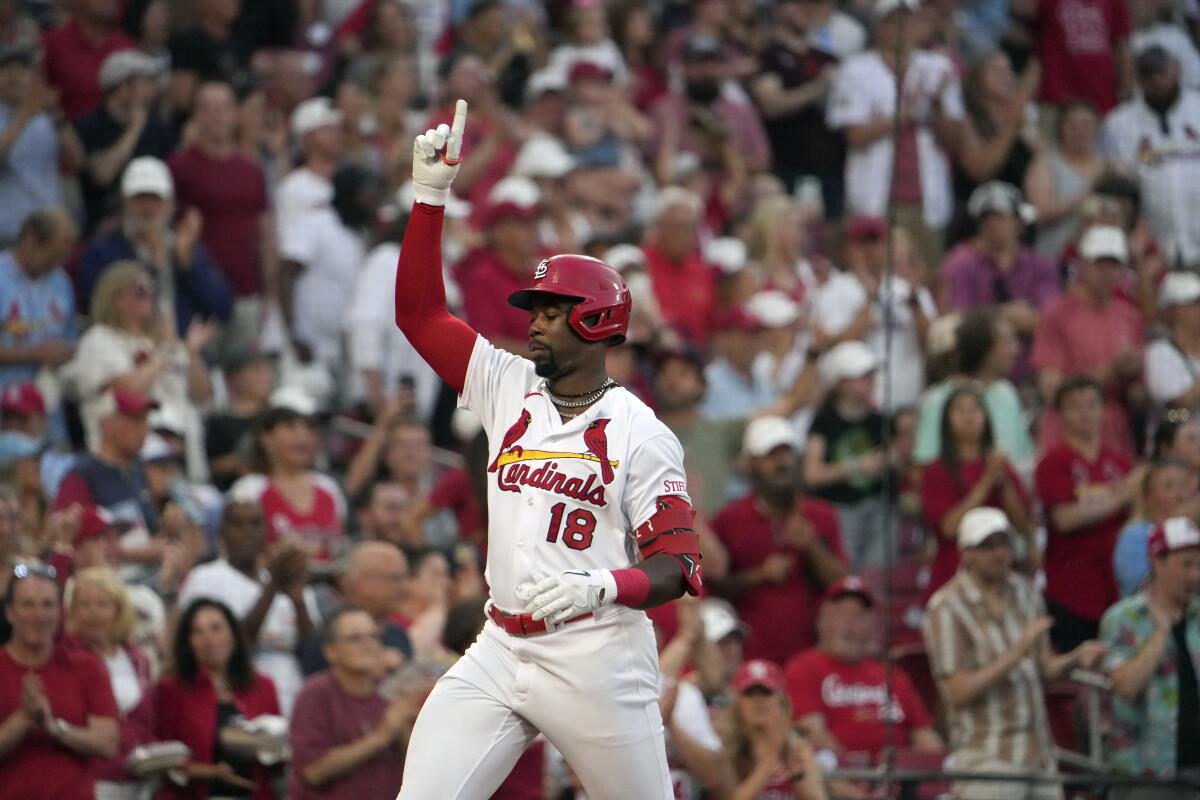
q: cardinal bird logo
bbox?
[584,419,615,485]
[489,409,533,472]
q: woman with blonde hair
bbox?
[63,260,212,472]
[742,195,821,302]
[726,659,827,800]
[65,566,157,800]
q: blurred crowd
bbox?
[2,0,1200,797]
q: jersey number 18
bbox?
[545,502,596,551]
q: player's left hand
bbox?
[525,569,618,625]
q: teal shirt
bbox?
[1099,593,1200,777]
[913,378,1033,472]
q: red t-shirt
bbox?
[231,473,346,563]
[0,643,119,800]
[168,146,269,297]
[1036,0,1131,112]
[784,648,932,760]
[429,468,484,546]
[41,21,134,120]
[641,243,718,348]
[919,456,1026,602]
[1035,442,1133,620]
[455,246,534,344]
[712,495,847,664]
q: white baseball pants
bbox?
[397,608,673,799]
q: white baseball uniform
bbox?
[1102,89,1200,268]
[397,335,690,799]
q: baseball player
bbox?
[392,100,703,799]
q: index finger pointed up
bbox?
[445,99,468,164]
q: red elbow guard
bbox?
[635,496,703,596]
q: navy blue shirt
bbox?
[53,453,160,534]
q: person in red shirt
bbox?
[920,386,1032,602]
[456,199,543,353]
[640,187,718,347]
[1033,0,1134,113]
[0,562,119,800]
[712,416,848,664]
[168,82,274,342]
[1035,375,1139,652]
[230,390,347,564]
[785,577,942,763]
[288,607,414,800]
[727,658,827,800]
[40,0,134,120]
[1031,224,1145,459]
[149,597,280,799]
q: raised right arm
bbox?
[394,100,478,395]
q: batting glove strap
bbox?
[411,182,450,207]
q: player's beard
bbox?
[533,348,561,378]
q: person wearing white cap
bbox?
[511,135,591,253]
[1145,272,1200,422]
[641,186,717,347]
[76,47,173,231]
[275,96,341,221]
[1100,516,1200,789]
[1031,224,1144,458]
[940,181,1058,340]
[79,156,233,345]
[803,341,891,570]
[710,415,849,664]
[923,507,1106,800]
[827,0,965,265]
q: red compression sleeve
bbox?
[394,202,478,393]
[612,567,651,608]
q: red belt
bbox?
[487,603,592,636]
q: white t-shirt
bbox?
[1103,90,1200,267]
[811,273,937,411]
[177,558,320,717]
[344,242,443,416]
[827,50,964,229]
[278,205,365,366]
[103,647,143,715]
[1144,338,1200,407]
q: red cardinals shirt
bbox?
[0,643,118,800]
[1036,0,1131,112]
[230,472,346,563]
[919,456,1026,602]
[712,495,847,664]
[1035,442,1133,620]
[785,648,932,760]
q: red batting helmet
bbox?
[508,254,632,343]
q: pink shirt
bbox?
[1031,289,1144,457]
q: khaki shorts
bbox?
[952,751,1063,800]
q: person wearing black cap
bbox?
[1104,45,1200,270]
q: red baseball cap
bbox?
[730,659,787,694]
[822,575,875,607]
[845,216,887,243]
[75,505,130,544]
[481,200,539,229]
[1148,517,1200,559]
[1,382,46,417]
[97,386,159,418]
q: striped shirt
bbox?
[922,570,1054,769]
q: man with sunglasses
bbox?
[923,508,1106,800]
[0,562,119,799]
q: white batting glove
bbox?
[525,569,618,625]
[411,98,467,207]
